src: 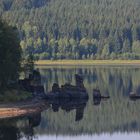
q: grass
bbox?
[35,60,140,66]
[0,89,32,103]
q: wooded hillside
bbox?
[1,0,140,60]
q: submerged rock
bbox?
[52,83,60,93]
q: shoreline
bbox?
[0,98,49,119]
[35,60,140,66]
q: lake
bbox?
[1,65,140,140]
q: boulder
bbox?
[75,74,85,89]
[52,83,60,93]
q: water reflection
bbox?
[129,85,140,101]
[1,66,140,139]
[93,89,110,105]
[0,113,41,140]
[48,99,87,121]
[35,133,140,140]
[37,66,140,135]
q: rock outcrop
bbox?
[93,89,110,105]
[46,74,88,99]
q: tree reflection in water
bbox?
[0,113,41,140]
[36,66,140,135]
[1,66,140,139]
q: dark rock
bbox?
[52,83,60,93]
[46,92,60,99]
[52,103,59,112]
[75,74,83,83]
[34,86,44,93]
[18,79,35,92]
[46,84,88,99]
[33,70,41,81]
[93,89,110,105]
[75,74,85,88]
[18,70,48,99]
[29,113,41,127]
[46,75,88,100]
[18,79,30,87]
[29,74,33,80]
[129,92,140,101]
[93,89,101,99]
[27,85,35,92]
[93,89,110,99]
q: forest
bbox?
[0,20,21,88]
[0,19,33,101]
[1,0,140,60]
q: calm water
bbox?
[1,65,140,140]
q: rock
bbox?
[29,113,41,127]
[19,71,46,98]
[18,79,30,87]
[75,74,85,88]
[32,70,41,81]
[46,75,88,100]
[129,92,140,100]
[18,79,35,92]
[93,89,110,99]
[93,89,101,98]
[34,86,44,93]
[52,83,60,93]
[93,89,110,105]
[46,92,60,99]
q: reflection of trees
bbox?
[2,65,140,136]
[36,97,140,135]
[0,113,41,140]
[35,66,140,135]
[40,66,140,97]
[0,126,20,140]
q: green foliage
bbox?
[132,41,140,54]
[0,89,32,102]
[0,20,21,88]
[1,0,140,59]
[22,54,35,78]
[122,39,131,53]
[101,44,110,59]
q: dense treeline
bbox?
[0,20,21,88]
[0,19,34,90]
[1,0,140,59]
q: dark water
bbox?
[1,65,140,140]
